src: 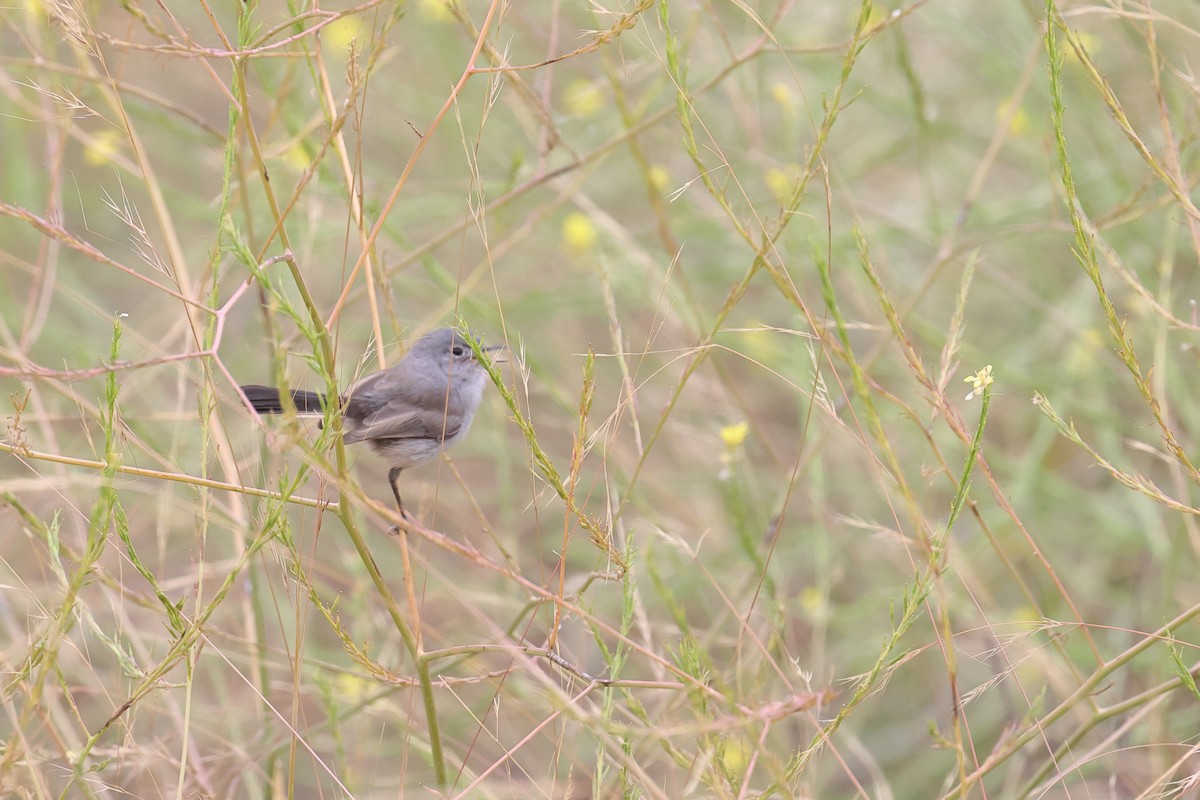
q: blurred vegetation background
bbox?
[3,0,1200,796]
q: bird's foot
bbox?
[387,508,416,535]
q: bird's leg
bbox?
[387,466,411,534]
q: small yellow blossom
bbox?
[283,141,312,171]
[648,165,669,193]
[1011,605,1043,631]
[1066,328,1103,377]
[765,164,802,204]
[324,13,366,51]
[963,364,993,401]
[561,212,598,253]
[418,0,455,23]
[720,737,753,776]
[564,79,604,119]
[1061,31,1101,66]
[334,672,373,703]
[995,100,1030,136]
[84,128,122,166]
[720,421,749,449]
[740,324,785,364]
[800,586,825,613]
[863,4,889,30]
[770,81,795,111]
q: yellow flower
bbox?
[765,164,802,204]
[1011,605,1043,631]
[995,100,1030,136]
[800,586,824,612]
[1061,31,1101,66]
[561,212,598,253]
[419,0,455,23]
[720,737,753,776]
[564,79,604,119]
[84,128,122,166]
[770,81,795,112]
[963,365,993,401]
[648,165,669,193]
[720,421,749,449]
[800,586,830,622]
[283,141,311,171]
[1066,328,1103,377]
[334,673,373,703]
[324,13,366,51]
[863,4,889,30]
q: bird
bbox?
[239,327,501,522]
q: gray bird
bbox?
[239,328,501,521]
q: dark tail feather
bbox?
[239,385,326,414]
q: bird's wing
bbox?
[343,399,463,444]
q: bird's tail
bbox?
[239,385,326,414]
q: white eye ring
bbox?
[452,346,464,356]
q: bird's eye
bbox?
[452,346,464,356]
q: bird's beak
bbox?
[482,344,509,364]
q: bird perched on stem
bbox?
[240,327,502,523]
